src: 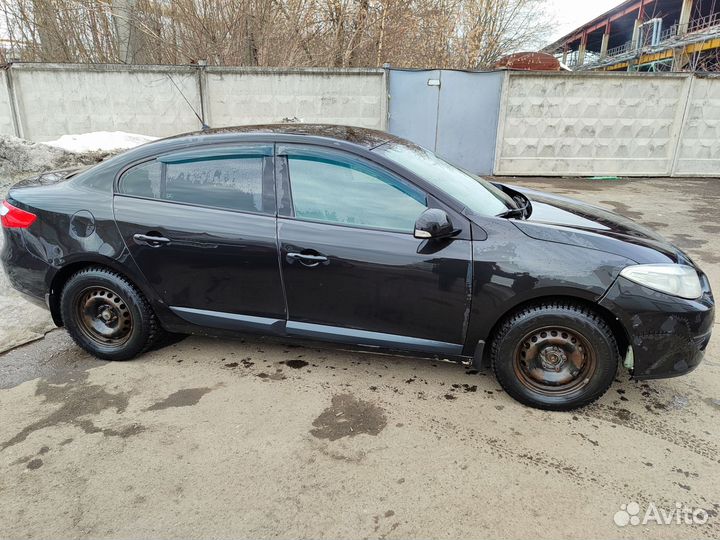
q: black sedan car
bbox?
[1,125,714,410]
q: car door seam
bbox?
[273,144,291,324]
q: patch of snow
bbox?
[43,131,158,153]
[0,134,118,194]
[0,135,75,180]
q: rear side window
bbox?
[164,157,264,212]
[118,147,273,214]
[286,151,426,233]
[121,161,162,199]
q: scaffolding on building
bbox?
[543,0,720,72]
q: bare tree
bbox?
[0,0,552,69]
[461,0,549,68]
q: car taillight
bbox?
[1,201,37,228]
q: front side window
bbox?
[286,150,426,233]
[118,147,272,214]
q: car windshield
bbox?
[374,141,515,217]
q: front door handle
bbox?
[133,233,171,247]
[286,251,329,267]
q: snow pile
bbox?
[44,131,158,153]
[0,131,157,193]
[0,135,111,193]
[0,135,78,178]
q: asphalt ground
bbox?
[1,176,719,539]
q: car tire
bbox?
[60,266,161,361]
[490,301,618,411]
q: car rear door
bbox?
[276,144,473,355]
[113,144,286,331]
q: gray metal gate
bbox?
[387,69,503,175]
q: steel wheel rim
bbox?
[75,286,133,347]
[513,325,597,396]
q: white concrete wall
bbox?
[11,64,201,141]
[205,67,386,129]
[673,77,720,176]
[2,63,719,177]
[494,72,691,176]
[4,63,385,142]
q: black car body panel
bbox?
[463,217,635,358]
[277,217,473,347]
[599,274,714,379]
[1,125,713,381]
[113,196,286,320]
[507,185,691,265]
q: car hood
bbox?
[499,184,692,265]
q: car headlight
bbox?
[619,264,702,300]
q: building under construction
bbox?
[543,0,720,71]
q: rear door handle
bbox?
[133,233,171,247]
[286,252,329,267]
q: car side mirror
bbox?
[414,208,457,240]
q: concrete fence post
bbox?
[196,61,210,129]
[382,63,391,131]
[492,70,511,175]
[669,73,696,177]
[4,65,24,138]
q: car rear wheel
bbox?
[60,267,161,361]
[490,301,618,411]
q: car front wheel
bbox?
[60,266,161,361]
[490,301,619,411]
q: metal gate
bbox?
[387,69,504,175]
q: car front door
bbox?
[113,144,286,331]
[276,144,473,355]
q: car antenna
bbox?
[166,72,210,131]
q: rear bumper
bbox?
[599,274,714,379]
[1,227,51,308]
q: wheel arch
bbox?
[47,256,156,327]
[475,294,630,369]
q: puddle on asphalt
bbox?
[284,359,309,369]
[145,387,216,411]
[1,370,141,450]
[310,394,387,441]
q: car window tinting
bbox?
[374,142,514,217]
[287,153,427,232]
[119,153,271,214]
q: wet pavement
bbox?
[1,177,719,539]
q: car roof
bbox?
[72,123,412,190]
[163,123,398,150]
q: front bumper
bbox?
[599,274,714,379]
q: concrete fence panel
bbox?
[205,67,386,130]
[10,64,202,141]
[672,76,720,176]
[494,72,691,176]
[1,63,719,177]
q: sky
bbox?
[546,0,626,41]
